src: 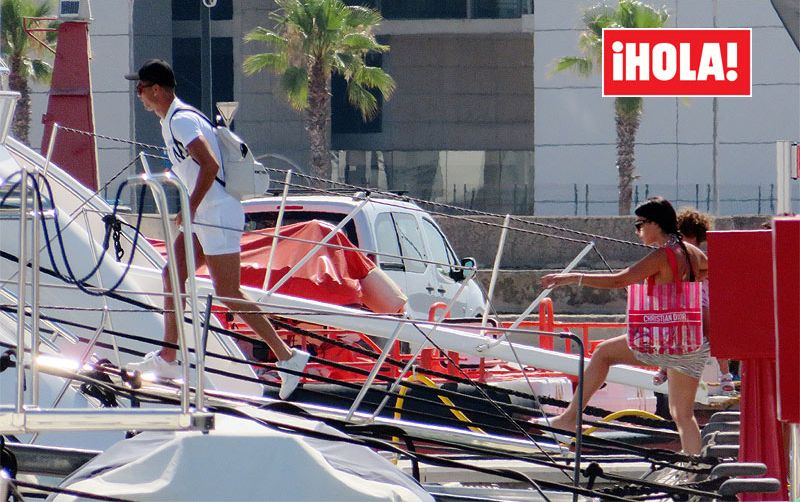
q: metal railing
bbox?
[0,143,212,434]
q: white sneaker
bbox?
[126,351,181,380]
[276,349,310,400]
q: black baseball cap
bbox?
[124,59,176,89]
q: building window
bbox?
[381,0,466,19]
[171,37,233,112]
[343,0,531,19]
[336,150,535,214]
[171,0,233,21]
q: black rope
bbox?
[0,231,706,468]
[269,318,676,430]
[266,168,652,249]
[32,175,148,297]
[27,351,720,500]
[0,171,149,297]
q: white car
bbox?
[242,193,488,320]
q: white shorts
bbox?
[191,197,244,256]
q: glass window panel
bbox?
[375,212,404,270]
[342,0,378,8]
[472,0,524,18]
[420,218,456,275]
[392,213,427,273]
[382,0,467,19]
[244,211,359,246]
[210,0,232,20]
[172,0,200,20]
[212,37,234,107]
[172,38,202,108]
[172,0,232,20]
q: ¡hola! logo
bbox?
[602,28,752,97]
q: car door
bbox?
[419,217,469,317]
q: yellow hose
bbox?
[582,409,666,436]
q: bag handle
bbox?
[646,245,690,295]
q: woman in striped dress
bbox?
[540,197,710,454]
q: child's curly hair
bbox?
[677,207,714,244]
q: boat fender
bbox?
[360,267,407,314]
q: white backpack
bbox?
[169,106,270,200]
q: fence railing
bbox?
[416,183,795,216]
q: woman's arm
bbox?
[541,248,665,290]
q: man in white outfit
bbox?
[124,59,308,399]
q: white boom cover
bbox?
[52,412,433,501]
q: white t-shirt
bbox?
[160,97,234,215]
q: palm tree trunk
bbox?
[9,56,30,146]
[615,100,641,215]
[306,60,331,187]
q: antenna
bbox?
[216,101,239,128]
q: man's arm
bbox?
[175,135,220,226]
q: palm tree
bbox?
[1,0,54,146]
[243,0,395,184]
[553,0,669,215]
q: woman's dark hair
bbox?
[634,196,679,235]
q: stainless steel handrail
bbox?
[129,158,204,412]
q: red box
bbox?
[772,218,800,423]
[707,230,775,359]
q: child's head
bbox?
[677,208,714,245]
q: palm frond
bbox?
[29,58,51,82]
[346,80,378,121]
[333,52,356,73]
[340,33,380,52]
[243,27,287,47]
[550,56,593,77]
[242,0,392,136]
[345,5,382,28]
[281,65,309,110]
[352,65,395,98]
[243,52,288,75]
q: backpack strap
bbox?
[167,106,226,187]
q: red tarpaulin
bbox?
[147,220,376,307]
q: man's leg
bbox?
[204,252,292,361]
[161,232,205,362]
[205,252,309,399]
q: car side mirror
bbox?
[449,257,476,282]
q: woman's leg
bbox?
[666,368,702,454]
[549,335,642,430]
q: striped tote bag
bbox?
[626,249,704,355]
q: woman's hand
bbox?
[541,273,580,289]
